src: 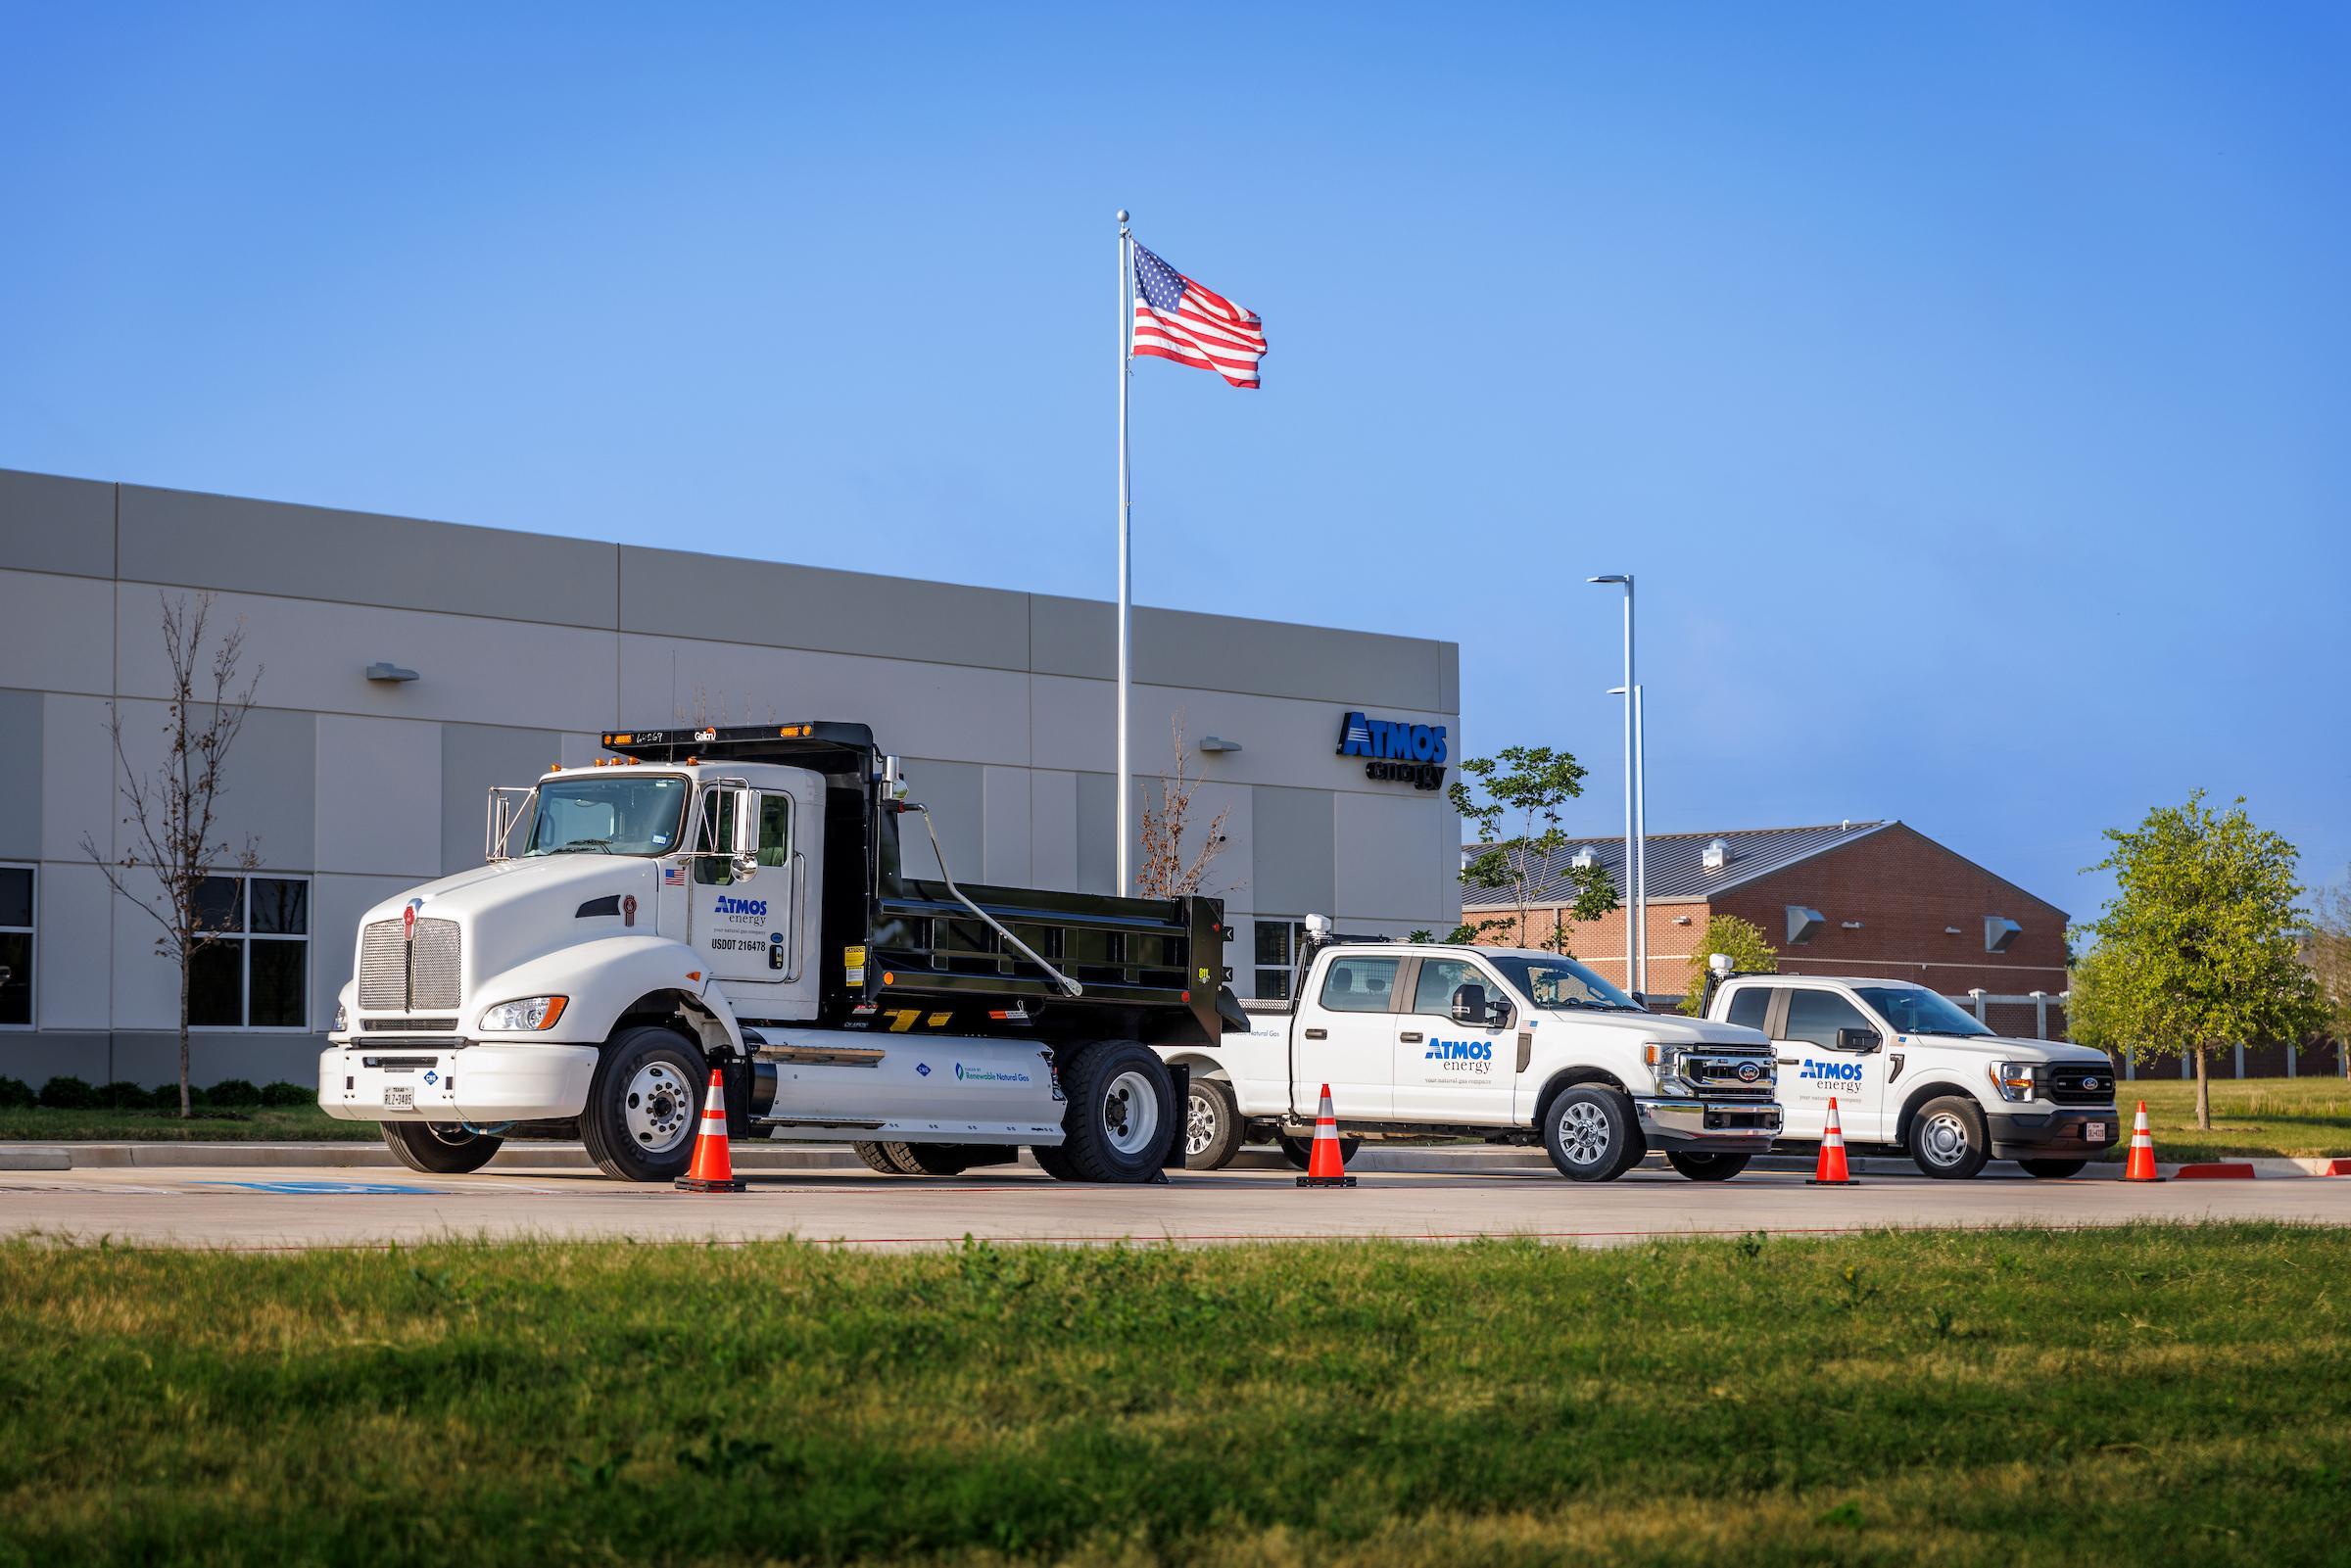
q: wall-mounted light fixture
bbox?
[1198,736,1242,753]
[365,662,419,683]
[1842,920,1864,929]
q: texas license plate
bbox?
[384,1085,414,1111]
[2084,1121,2107,1143]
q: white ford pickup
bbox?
[1160,920,1784,1181]
[1700,968,2120,1178]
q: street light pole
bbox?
[1590,575,1641,999]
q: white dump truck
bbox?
[1162,920,1784,1180]
[320,723,1239,1182]
[1698,965,2120,1178]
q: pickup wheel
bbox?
[579,1025,707,1183]
[1665,1150,1751,1182]
[1050,1040,1177,1182]
[381,1120,503,1174]
[851,1141,906,1175]
[1542,1086,1644,1181]
[1276,1132,1362,1170]
[884,1142,973,1177]
[2019,1158,2087,1179]
[1183,1077,1244,1169]
[1909,1095,1991,1179]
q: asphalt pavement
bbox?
[5,1155,2346,1250]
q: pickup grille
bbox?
[2048,1063,2117,1105]
[358,918,462,1010]
[1681,1053,1776,1098]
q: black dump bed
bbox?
[602,723,1239,1044]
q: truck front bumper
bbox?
[1989,1106,2121,1161]
[317,1042,598,1123]
[1635,1096,1783,1148]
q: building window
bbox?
[1254,918,1307,999]
[189,876,310,1029]
[0,864,32,1028]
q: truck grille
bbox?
[2048,1063,2117,1105]
[358,918,462,1010]
[362,1018,459,1033]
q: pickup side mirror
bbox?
[1450,983,1488,1025]
[1837,1025,1881,1054]
[729,785,761,880]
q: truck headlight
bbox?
[335,1002,348,1032]
[479,996,569,1031]
[1991,1062,2039,1103]
[1642,1042,1695,1096]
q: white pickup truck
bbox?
[1700,968,2120,1178]
[1161,921,1784,1180]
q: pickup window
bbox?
[1782,989,1871,1048]
[1724,986,1770,1031]
[1411,957,1492,1014]
[1319,957,1400,1012]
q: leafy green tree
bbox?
[1679,915,1778,1015]
[1447,745,1616,953]
[2071,792,2327,1129]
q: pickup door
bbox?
[1293,954,1400,1119]
[1767,984,1890,1141]
[1392,955,1515,1123]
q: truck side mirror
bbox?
[1451,983,1490,1025]
[1837,1025,1881,1054]
[729,786,761,880]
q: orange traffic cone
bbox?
[1296,1083,1357,1188]
[1808,1095,1857,1185]
[676,1069,746,1192]
[2123,1101,2163,1182]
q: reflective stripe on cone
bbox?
[1809,1095,1857,1185]
[1298,1082,1356,1188]
[2123,1100,2163,1182]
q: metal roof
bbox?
[1461,821,1893,908]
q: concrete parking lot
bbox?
[6,1155,2348,1250]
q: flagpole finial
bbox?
[1116,209,1129,225]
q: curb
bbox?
[6,1141,2350,1178]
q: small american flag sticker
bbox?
[662,866,684,885]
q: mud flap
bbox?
[1160,1063,1189,1174]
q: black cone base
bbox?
[1297,1175,1357,1188]
[676,1176,747,1192]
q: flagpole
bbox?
[1115,209,1133,894]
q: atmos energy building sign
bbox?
[1339,711,1448,791]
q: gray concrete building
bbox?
[0,468,1463,1088]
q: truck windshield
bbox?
[520,777,689,858]
[1487,954,1643,1012]
[1852,985,1993,1037]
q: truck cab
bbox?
[1164,923,1783,1181]
[320,722,1232,1185]
[1703,972,2120,1178]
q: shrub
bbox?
[261,1079,312,1106]
[207,1078,263,1109]
[37,1075,99,1110]
[97,1080,152,1109]
[149,1082,207,1110]
[0,1075,34,1109]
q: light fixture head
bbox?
[364,662,419,684]
[1587,574,1629,585]
[1198,736,1243,754]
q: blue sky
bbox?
[4,2,2345,923]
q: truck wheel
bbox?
[381,1120,503,1174]
[1665,1149,1751,1182]
[1276,1132,1362,1169]
[579,1025,707,1182]
[1909,1095,1991,1179]
[884,1142,972,1176]
[1183,1077,1244,1169]
[1542,1086,1644,1181]
[1051,1040,1176,1182]
[2019,1157,2087,1179]
[1029,1145,1080,1180]
[851,1141,905,1174]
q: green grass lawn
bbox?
[2110,1076,2351,1161]
[3,1225,2347,1566]
[0,1103,377,1142]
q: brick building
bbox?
[1463,821,2071,1030]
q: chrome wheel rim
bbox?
[1184,1088,1218,1158]
[1103,1069,1161,1157]
[624,1060,695,1152]
[1920,1111,1969,1165]
[1557,1099,1611,1165]
[422,1122,476,1147]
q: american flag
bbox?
[1130,241,1267,389]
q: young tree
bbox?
[2070,792,2326,1129]
[1678,914,1778,1016]
[2306,869,2351,1073]
[82,594,263,1117]
[1133,713,1233,898]
[1447,745,1616,951]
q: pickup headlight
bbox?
[1642,1042,1695,1096]
[1991,1062,2039,1103]
[478,996,569,1032]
